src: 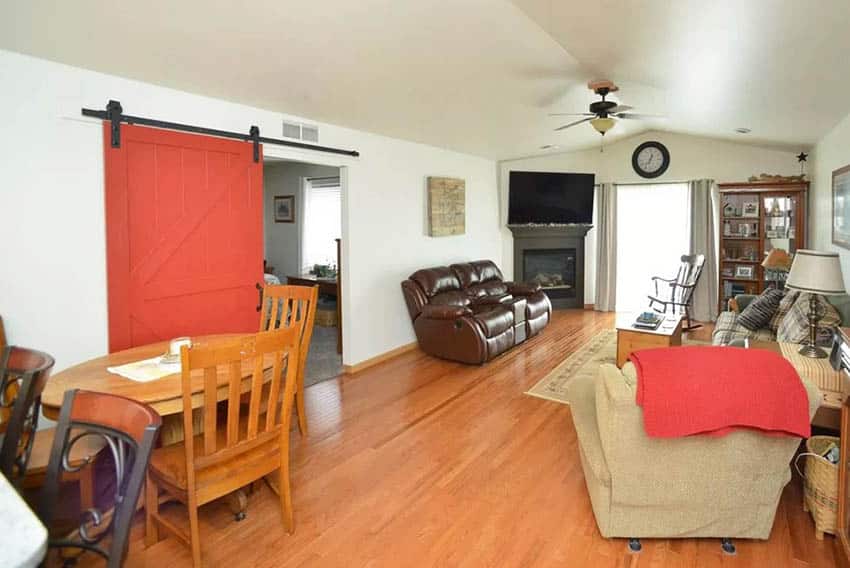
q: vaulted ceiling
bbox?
[2,0,850,160]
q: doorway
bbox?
[263,158,343,385]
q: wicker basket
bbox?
[798,435,839,540]
[315,307,338,327]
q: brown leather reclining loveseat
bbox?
[401,260,551,364]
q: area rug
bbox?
[525,329,707,405]
[305,326,343,387]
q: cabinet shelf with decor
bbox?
[718,182,808,312]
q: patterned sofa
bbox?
[711,292,850,346]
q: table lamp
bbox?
[785,250,846,358]
[761,248,792,289]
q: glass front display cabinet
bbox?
[718,182,808,312]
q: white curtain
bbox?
[300,177,341,273]
[689,179,719,322]
[615,182,690,313]
[594,183,617,311]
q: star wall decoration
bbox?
[797,152,808,163]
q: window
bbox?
[615,183,690,312]
[300,177,341,273]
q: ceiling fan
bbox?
[550,80,661,136]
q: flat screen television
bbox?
[508,171,594,225]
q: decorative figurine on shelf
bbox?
[724,220,732,236]
[747,173,806,183]
[770,199,781,216]
[723,202,736,217]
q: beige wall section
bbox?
[262,161,340,281]
[810,111,850,288]
[499,130,803,303]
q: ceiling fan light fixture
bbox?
[590,116,615,135]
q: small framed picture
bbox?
[735,265,755,279]
[742,202,759,217]
[766,229,778,238]
[739,223,751,237]
[274,195,295,223]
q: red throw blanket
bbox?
[630,346,811,439]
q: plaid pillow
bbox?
[777,293,841,343]
[737,288,784,331]
[769,290,798,333]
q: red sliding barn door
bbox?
[104,123,264,352]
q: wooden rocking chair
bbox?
[647,254,706,331]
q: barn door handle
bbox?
[256,283,263,312]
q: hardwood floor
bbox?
[120,310,837,567]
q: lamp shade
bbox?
[785,250,846,295]
[761,248,792,271]
[590,117,615,134]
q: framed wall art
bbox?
[427,177,465,236]
[274,195,295,223]
[833,165,850,249]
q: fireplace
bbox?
[523,248,577,303]
[508,224,591,309]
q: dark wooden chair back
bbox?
[180,327,299,479]
[0,345,55,486]
[39,389,161,567]
[259,285,318,435]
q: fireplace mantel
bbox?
[507,224,593,238]
[508,224,592,309]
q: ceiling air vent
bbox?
[282,120,319,143]
[301,125,319,143]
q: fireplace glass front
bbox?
[522,248,576,299]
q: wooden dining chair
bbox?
[38,389,162,568]
[145,327,301,567]
[259,284,318,436]
[0,345,54,485]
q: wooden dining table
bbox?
[41,334,278,516]
[42,334,274,429]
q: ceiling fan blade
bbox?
[608,105,633,114]
[554,117,593,131]
[548,112,595,117]
[615,112,666,120]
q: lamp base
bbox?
[798,343,828,359]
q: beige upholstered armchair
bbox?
[566,362,820,552]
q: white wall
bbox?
[0,49,502,369]
[499,130,803,303]
[263,161,339,280]
[810,110,850,287]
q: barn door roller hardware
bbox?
[81,100,360,161]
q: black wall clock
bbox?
[632,141,670,179]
